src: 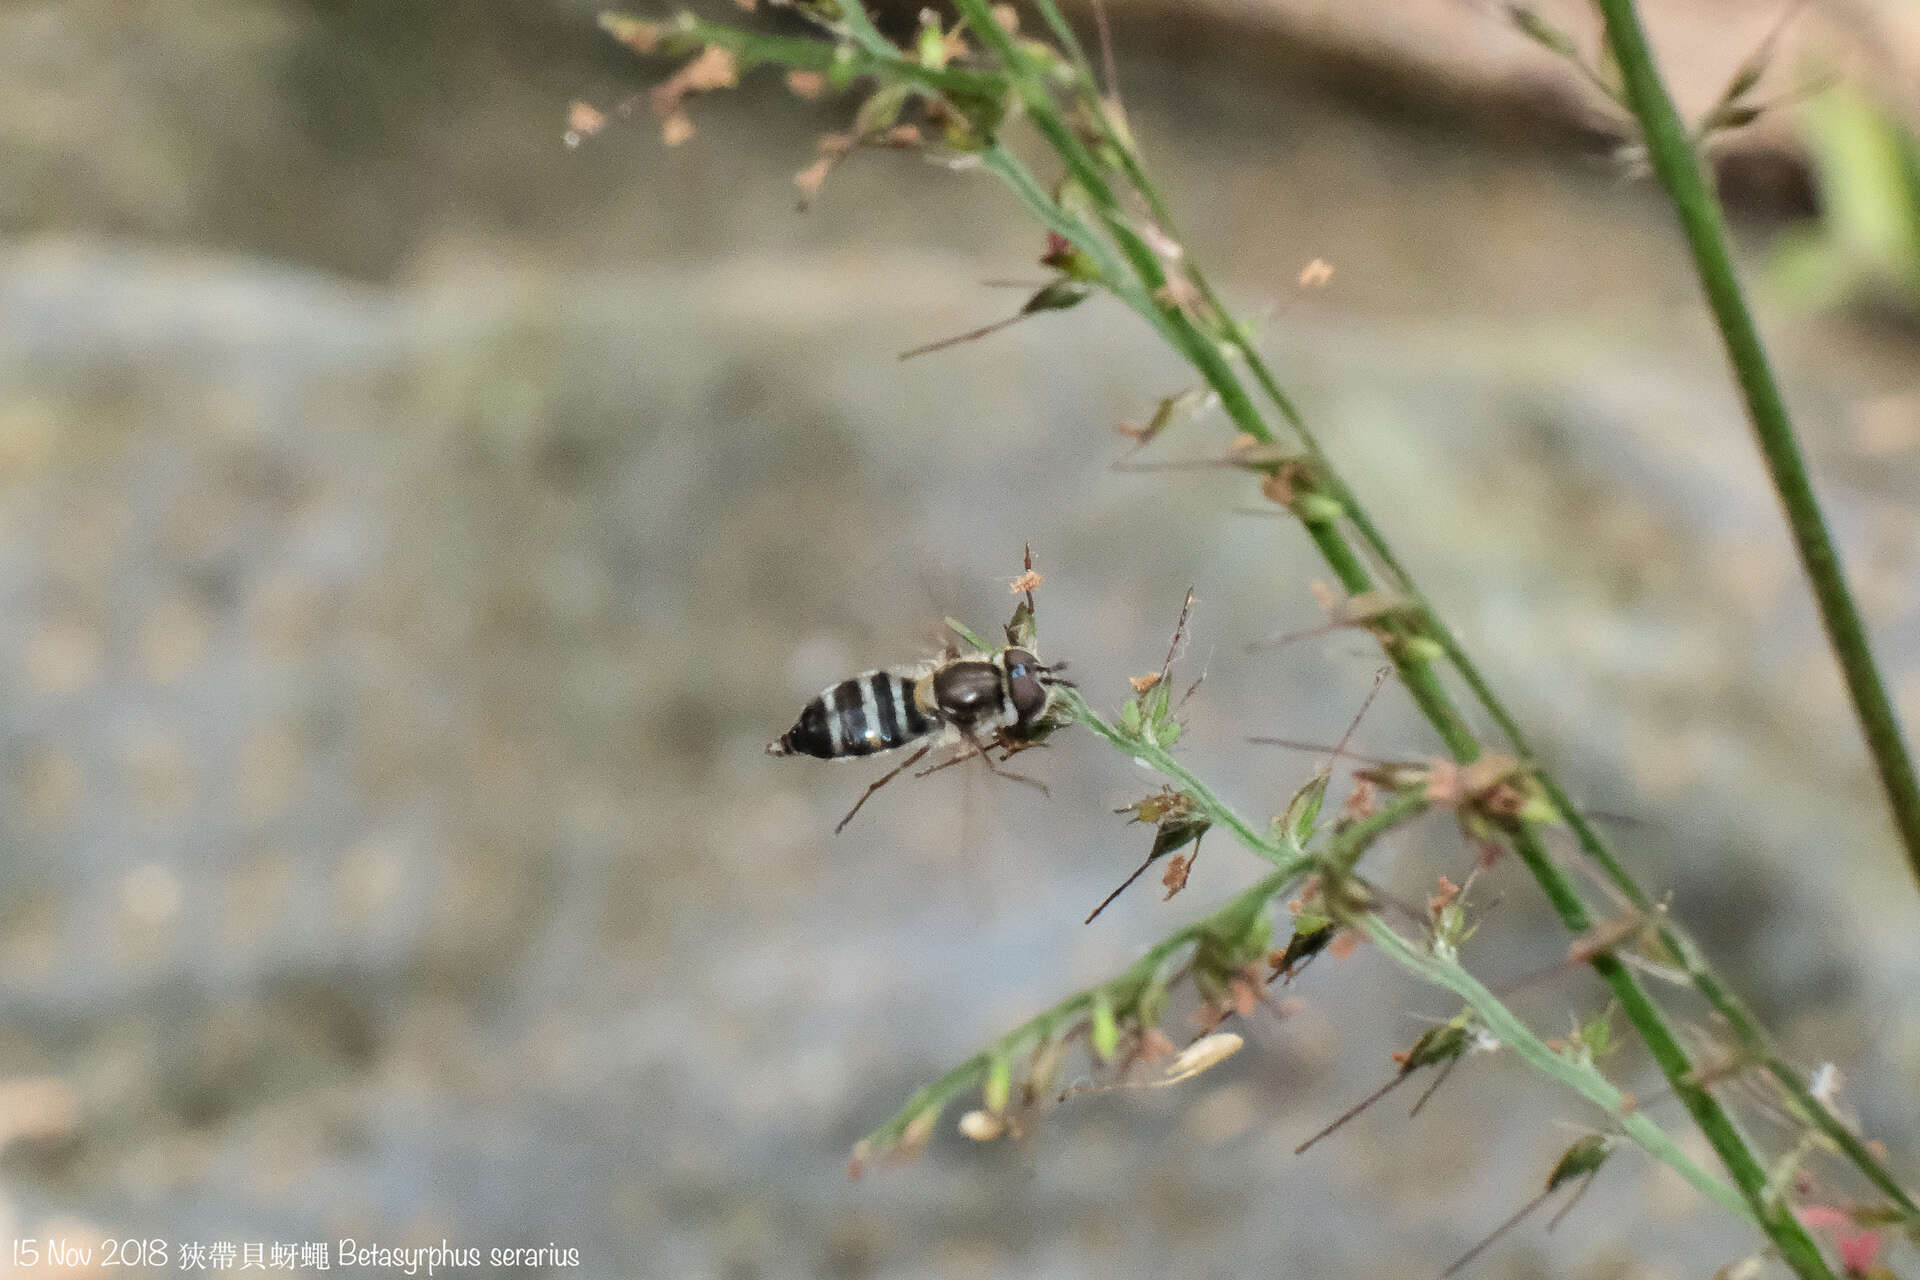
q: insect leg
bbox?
[961,730,1049,796]
[834,744,933,835]
[913,751,973,781]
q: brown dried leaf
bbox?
[1160,853,1192,899]
[1428,875,1460,916]
[1129,671,1162,694]
[1010,570,1043,595]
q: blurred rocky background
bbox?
[2,0,1919,1276]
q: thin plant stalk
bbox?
[1592,0,1920,897]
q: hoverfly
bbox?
[768,638,1071,833]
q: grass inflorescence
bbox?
[602,3,1916,1274]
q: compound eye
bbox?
[1003,649,1047,725]
[1008,672,1046,724]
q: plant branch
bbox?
[1356,913,1755,1222]
[1059,685,1287,861]
[604,4,1910,1260]
[853,792,1428,1163]
[1592,0,1920,898]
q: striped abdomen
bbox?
[768,671,934,759]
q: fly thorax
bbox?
[931,660,1010,732]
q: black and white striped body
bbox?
[768,649,1054,760]
[769,669,939,760]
